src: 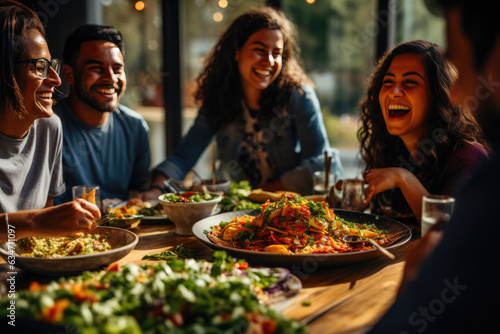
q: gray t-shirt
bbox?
[0,116,65,212]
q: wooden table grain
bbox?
[1,218,420,334]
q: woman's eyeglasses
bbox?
[17,58,62,79]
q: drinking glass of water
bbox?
[421,195,455,236]
[313,171,335,195]
[341,179,366,211]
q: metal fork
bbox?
[380,230,411,246]
[92,213,117,228]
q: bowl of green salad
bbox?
[158,191,222,235]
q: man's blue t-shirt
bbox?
[54,99,151,203]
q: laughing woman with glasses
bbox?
[0,0,100,242]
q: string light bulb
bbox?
[135,1,145,11]
[213,12,223,22]
[218,0,228,8]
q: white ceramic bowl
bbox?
[158,192,222,235]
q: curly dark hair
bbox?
[358,40,488,189]
[0,0,46,119]
[194,6,310,129]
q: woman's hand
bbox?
[364,167,430,221]
[364,167,408,203]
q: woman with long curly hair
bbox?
[359,40,488,221]
[141,6,341,199]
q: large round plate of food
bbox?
[192,193,412,267]
[0,226,138,275]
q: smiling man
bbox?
[54,25,150,206]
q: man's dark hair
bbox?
[433,0,500,71]
[62,24,124,67]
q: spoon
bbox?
[343,235,396,260]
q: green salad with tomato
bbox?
[0,251,305,334]
[219,180,262,212]
[163,191,220,203]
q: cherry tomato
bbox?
[234,262,249,270]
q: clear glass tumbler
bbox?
[341,179,366,211]
[421,195,455,236]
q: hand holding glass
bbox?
[421,195,455,236]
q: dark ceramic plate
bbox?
[192,209,411,267]
[372,209,415,219]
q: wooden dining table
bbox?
[0,215,420,334]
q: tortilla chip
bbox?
[247,189,301,203]
[84,189,96,204]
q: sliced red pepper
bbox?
[72,283,99,303]
[149,304,165,317]
[329,236,349,252]
[29,281,45,292]
[269,232,283,245]
[262,319,277,334]
[261,201,272,209]
[234,262,249,270]
[42,298,70,323]
[106,263,120,271]
[168,312,184,327]
[181,191,195,198]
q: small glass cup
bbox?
[72,185,101,212]
[313,171,335,195]
[341,179,366,211]
[421,195,455,236]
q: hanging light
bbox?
[213,12,223,22]
[135,1,145,11]
[218,0,228,8]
